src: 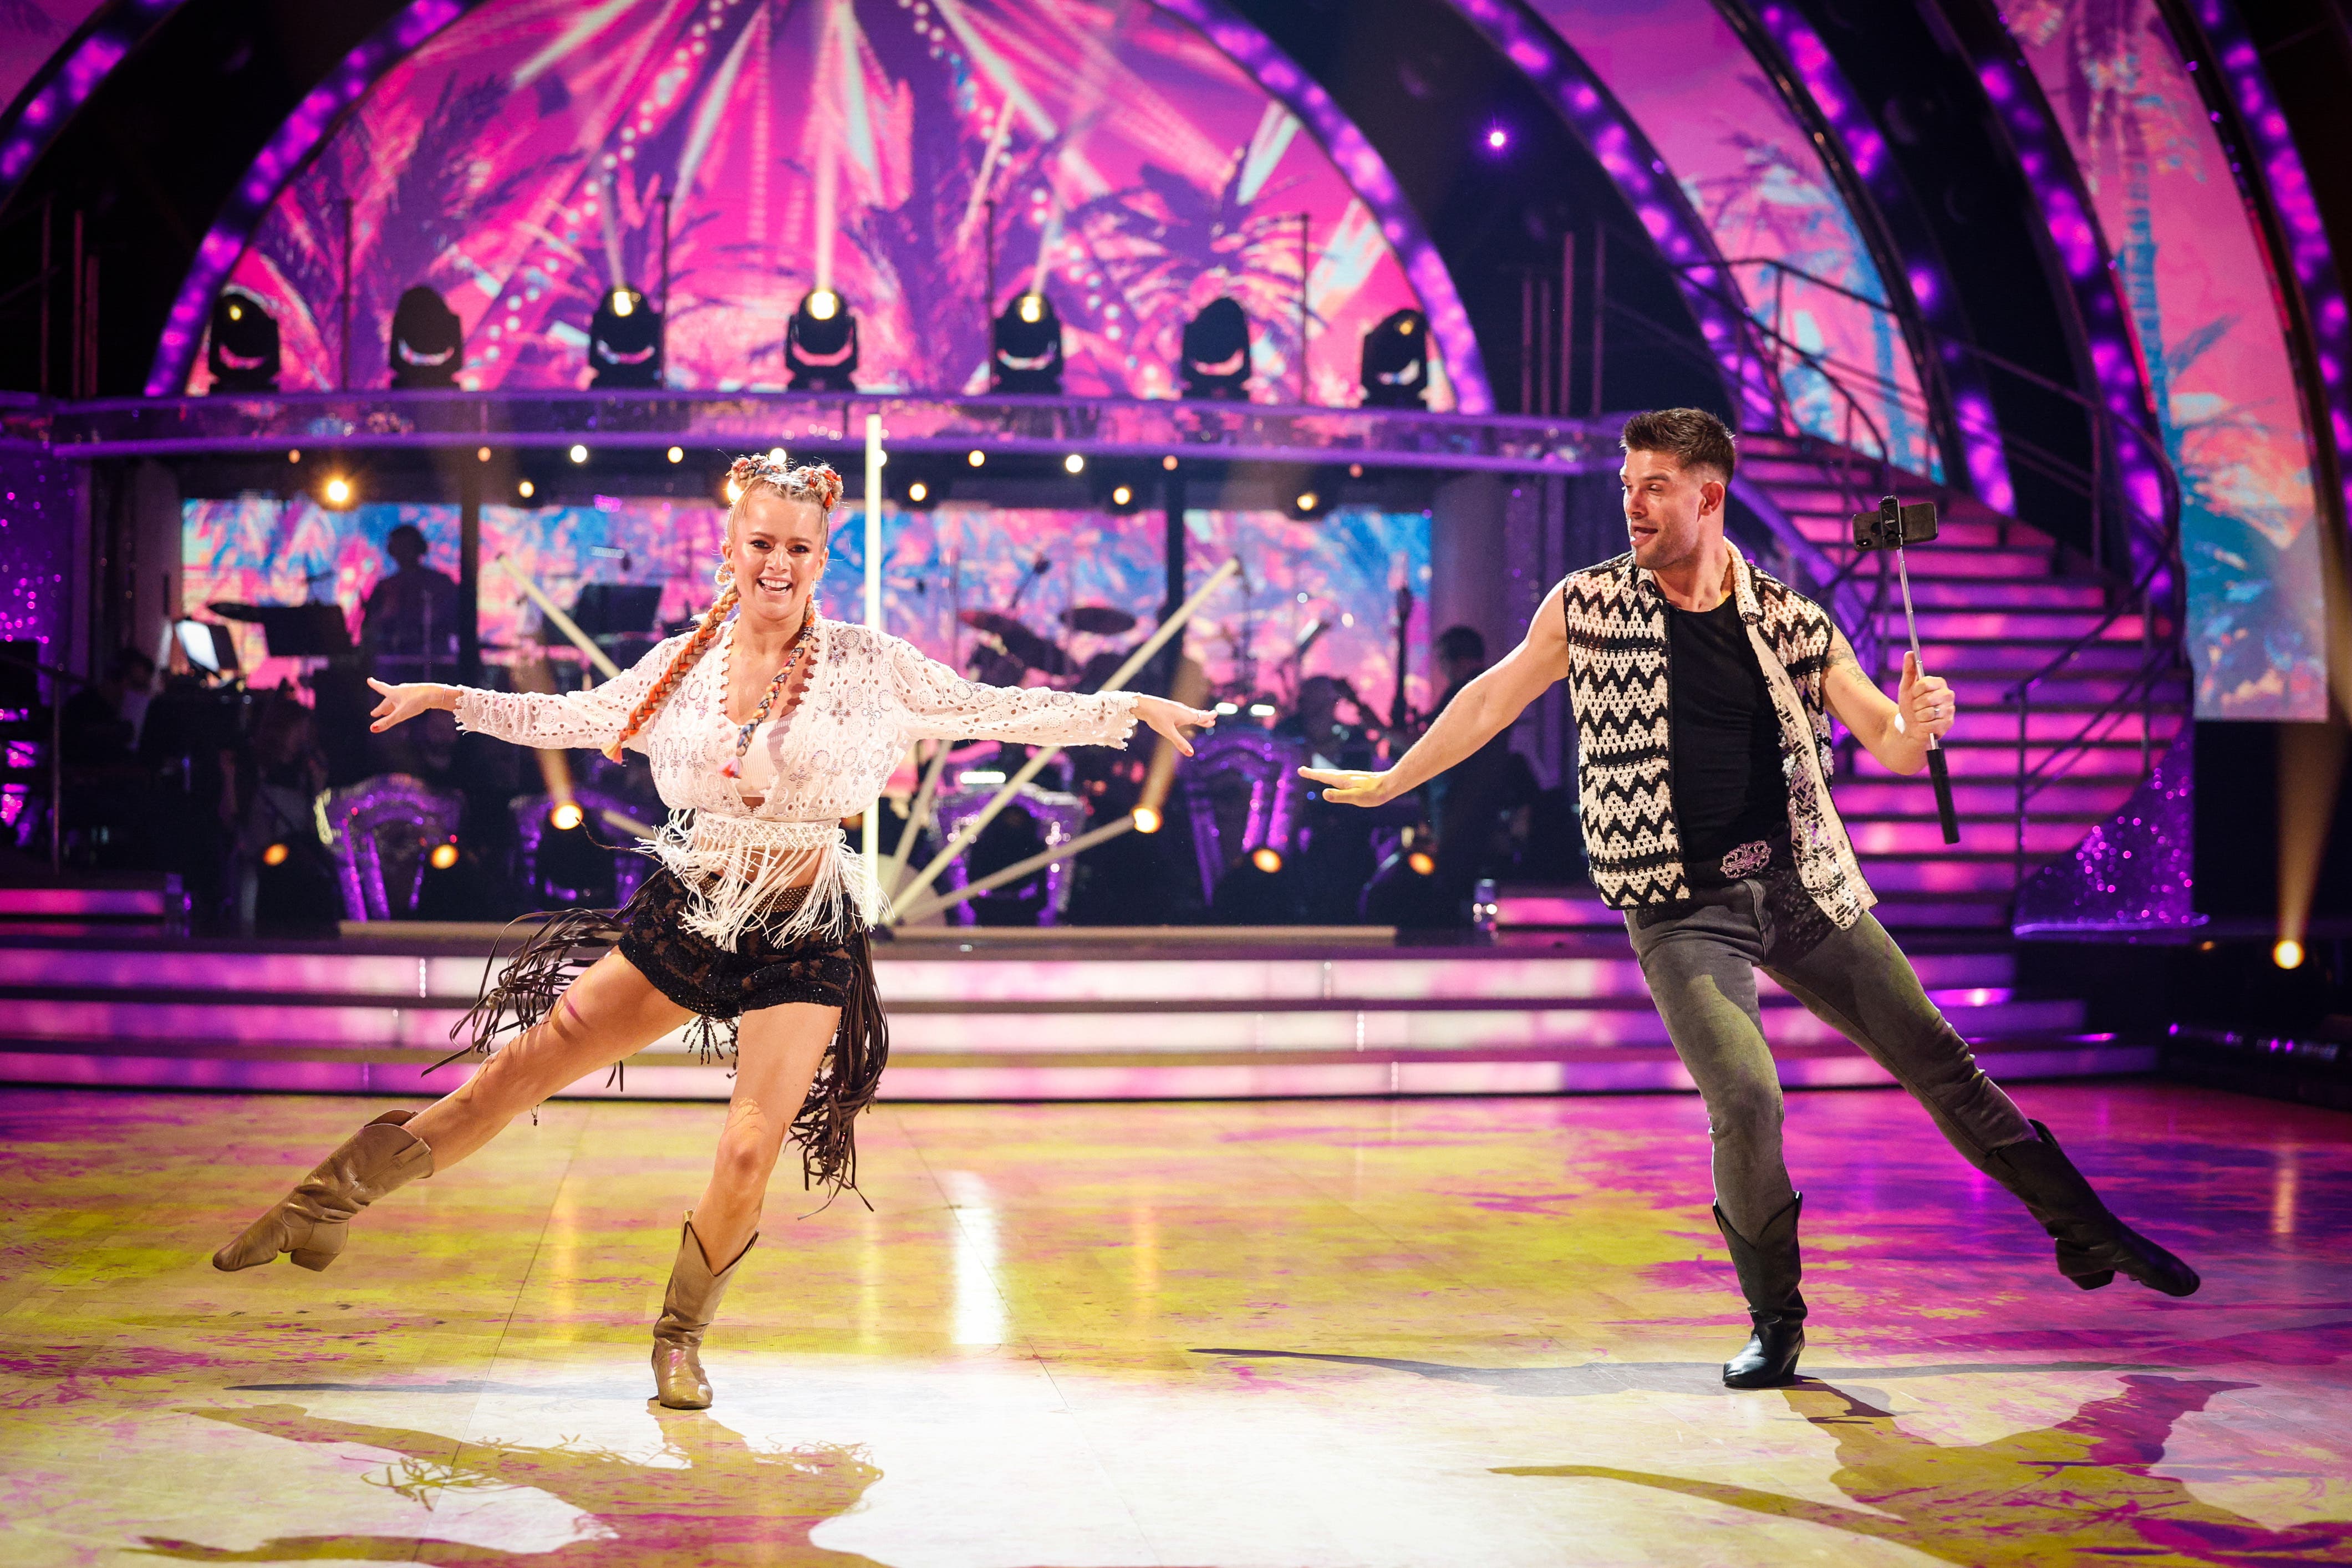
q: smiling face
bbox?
[1620,447,1726,573]
[725,487,829,630]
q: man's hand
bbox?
[1896,650,1955,741]
[366,679,456,733]
[1297,766,1397,807]
[1134,694,1216,757]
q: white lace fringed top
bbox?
[452,618,1138,949]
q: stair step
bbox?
[1851,740,2170,777]
[1900,578,2111,609]
[1834,781,2133,816]
[1907,641,2166,673]
[1846,819,2090,855]
[1906,610,2143,641]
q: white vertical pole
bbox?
[862,413,884,920]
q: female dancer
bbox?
[211,454,1212,1409]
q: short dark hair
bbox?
[1620,407,1737,483]
[1435,625,1486,664]
[385,524,427,558]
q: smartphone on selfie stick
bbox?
[1851,495,1962,847]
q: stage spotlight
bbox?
[568,443,589,465]
[1063,453,1086,475]
[518,478,537,500]
[2275,938,2306,969]
[967,449,987,467]
[388,286,462,389]
[1132,806,1162,834]
[786,287,861,391]
[288,450,301,464]
[320,474,355,510]
[590,286,663,388]
[1180,297,1252,400]
[262,842,291,868]
[429,841,460,871]
[1162,455,1179,471]
[549,801,585,832]
[992,291,1065,394]
[892,461,950,511]
[477,446,492,462]
[1092,464,1149,514]
[1360,308,1430,409]
[1285,469,1342,520]
[1483,125,1510,152]
[207,288,281,393]
[666,445,684,464]
[1407,850,1435,875]
[1250,846,1284,875]
[768,446,786,464]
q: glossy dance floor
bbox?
[4,1083,2349,1566]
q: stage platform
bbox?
[1,1081,2344,1566]
[0,904,2146,1100]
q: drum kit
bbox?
[958,604,1139,689]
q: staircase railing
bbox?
[2000,413,2185,895]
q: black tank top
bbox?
[1664,595,1789,875]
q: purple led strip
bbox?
[1969,48,2170,562]
[1747,3,2012,512]
[2179,0,2352,531]
[1444,0,1775,426]
[1146,0,1492,414]
[0,0,185,195]
[143,0,478,397]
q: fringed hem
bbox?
[437,907,624,1078]
[643,810,889,950]
[794,926,888,1203]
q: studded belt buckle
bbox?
[1718,839,1773,879]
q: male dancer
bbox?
[1303,409,2197,1388]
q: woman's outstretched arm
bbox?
[368,633,684,752]
[882,634,1214,755]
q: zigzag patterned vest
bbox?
[1560,548,1874,928]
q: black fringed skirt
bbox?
[444,867,889,1198]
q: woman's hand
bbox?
[1297,766,1398,807]
[1134,694,1216,756]
[366,679,456,733]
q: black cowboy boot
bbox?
[1986,1121,2199,1297]
[1714,1194,1806,1389]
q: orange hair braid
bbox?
[603,584,738,762]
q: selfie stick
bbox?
[1863,496,1961,847]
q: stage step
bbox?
[0,929,2131,1100]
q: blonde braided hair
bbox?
[601,454,844,762]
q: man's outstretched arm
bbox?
[1301,581,1571,807]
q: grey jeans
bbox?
[1626,877,2035,1239]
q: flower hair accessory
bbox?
[728,454,844,513]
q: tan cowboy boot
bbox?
[651,1213,757,1411]
[212,1110,434,1272]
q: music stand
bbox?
[255,604,353,659]
[175,620,242,676]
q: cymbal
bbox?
[958,610,1070,674]
[1061,605,1137,635]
